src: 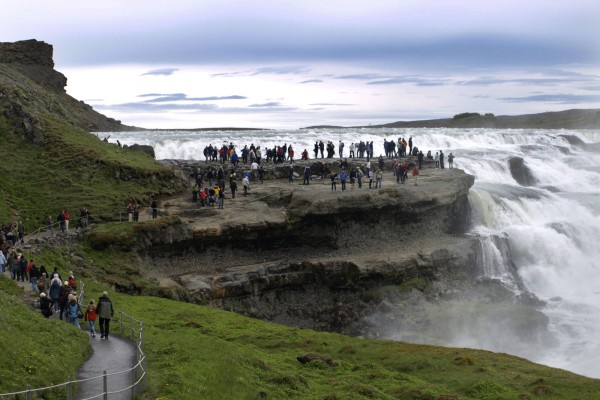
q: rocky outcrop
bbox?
[0,39,67,92]
[0,39,137,132]
[508,157,537,186]
[127,162,491,333]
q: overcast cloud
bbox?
[2,0,599,128]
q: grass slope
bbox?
[6,240,598,400]
[0,276,90,398]
[0,64,183,230]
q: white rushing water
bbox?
[102,128,600,377]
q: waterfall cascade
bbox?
[104,127,600,377]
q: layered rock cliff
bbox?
[102,160,530,335]
[0,39,136,132]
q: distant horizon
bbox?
[108,107,599,131]
[4,0,600,129]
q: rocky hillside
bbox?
[0,39,184,228]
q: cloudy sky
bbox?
[3,0,600,129]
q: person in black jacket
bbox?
[96,291,115,340]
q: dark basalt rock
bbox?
[508,156,537,186]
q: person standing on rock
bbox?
[448,153,455,169]
[439,150,445,169]
[151,198,158,219]
[357,167,363,189]
[303,165,311,185]
[375,169,383,189]
[230,180,238,199]
[97,291,114,340]
[412,166,420,185]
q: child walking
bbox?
[85,299,98,337]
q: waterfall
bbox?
[103,127,600,377]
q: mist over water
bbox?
[104,128,600,377]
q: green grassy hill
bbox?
[0,62,184,230]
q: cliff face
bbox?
[115,162,515,335]
[0,39,136,132]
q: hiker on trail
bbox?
[67,271,77,291]
[40,293,53,318]
[59,281,71,320]
[85,300,98,338]
[37,272,48,294]
[29,262,39,292]
[151,199,158,219]
[18,254,27,282]
[64,210,70,231]
[46,216,54,237]
[8,250,17,280]
[96,291,115,340]
[57,211,66,233]
[49,274,62,312]
[17,221,25,244]
[66,297,83,329]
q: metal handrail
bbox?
[0,287,147,399]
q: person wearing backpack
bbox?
[66,297,83,329]
[96,291,115,340]
[84,300,98,338]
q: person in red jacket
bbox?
[63,210,70,231]
[84,300,98,337]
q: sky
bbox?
[2,0,600,129]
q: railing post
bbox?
[131,315,135,340]
[131,364,136,399]
[67,376,73,400]
[120,310,124,335]
[103,370,108,400]
[26,384,31,400]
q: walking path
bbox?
[7,273,139,399]
[76,335,137,400]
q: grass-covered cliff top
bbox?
[0,63,184,229]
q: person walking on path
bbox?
[96,291,114,340]
[85,300,98,338]
[40,292,53,318]
[66,297,83,329]
[17,221,25,244]
[49,274,62,312]
[46,216,54,238]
